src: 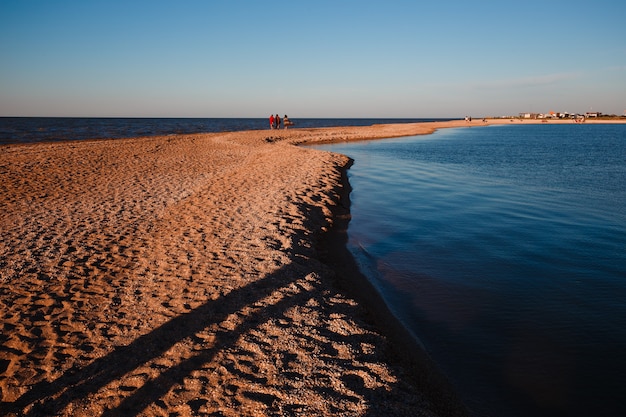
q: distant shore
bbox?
[2,119,624,416]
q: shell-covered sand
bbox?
[6,118,612,416]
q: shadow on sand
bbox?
[3,166,468,417]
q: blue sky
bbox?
[1,0,625,117]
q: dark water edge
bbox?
[321,160,471,417]
[0,117,457,145]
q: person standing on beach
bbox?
[275,114,281,129]
[269,114,275,129]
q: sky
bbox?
[1,0,625,118]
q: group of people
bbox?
[269,114,292,129]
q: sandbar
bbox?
[2,118,622,416]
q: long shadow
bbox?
[100,268,319,416]
[3,267,290,416]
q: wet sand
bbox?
[2,119,621,416]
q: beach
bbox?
[1,119,623,417]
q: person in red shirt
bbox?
[269,114,275,129]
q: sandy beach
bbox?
[1,118,623,416]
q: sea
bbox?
[311,124,626,417]
[0,117,451,145]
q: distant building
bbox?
[585,112,601,118]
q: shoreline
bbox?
[1,122,461,416]
[319,159,469,417]
[2,120,623,416]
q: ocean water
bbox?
[311,124,626,417]
[0,117,451,145]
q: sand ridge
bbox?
[0,125,452,417]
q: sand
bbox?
[1,118,622,416]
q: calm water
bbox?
[0,117,451,145]
[312,124,626,417]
